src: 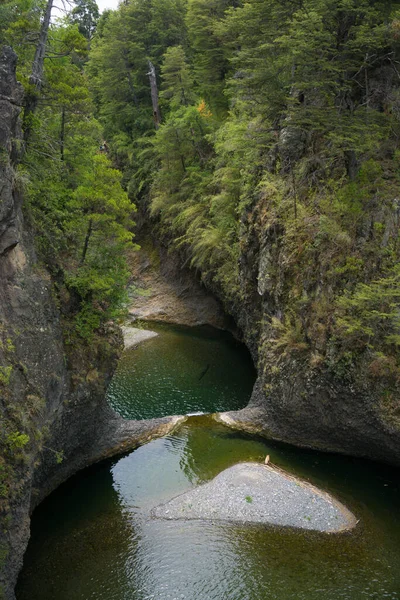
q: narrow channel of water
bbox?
[17,325,400,600]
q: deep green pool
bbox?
[16,325,400,600]
[106,323,256,419]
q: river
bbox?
[16,324,400,599]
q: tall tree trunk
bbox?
[23,0,54,143]
[344,149,358,180]
[148,60,161,129]
[81,219,93,265]
[290,161,297,221]
[60,106,65,161]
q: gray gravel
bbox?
[152,462,357,532]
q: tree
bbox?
[23,0,54,142]
[64,154,136,339]
[160,45,194,108]
[186,0,239,115]
[70,0,100,41]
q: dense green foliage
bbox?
[1,0,136,342]
[2,0,400,373]
[87,0,400,378]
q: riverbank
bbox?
[121,326,158,348]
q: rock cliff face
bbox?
[221,201,400,467]
[0,47,181,600]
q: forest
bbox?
[1,0,400,375]
[1,1,400,597]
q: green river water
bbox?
[17,324,400,600]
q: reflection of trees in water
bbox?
[223,520,385,599]
[109,327,256,419]
[173,419,268,484]
[162,428,199,485]
[163,431,187,454]
[17,463,137,599]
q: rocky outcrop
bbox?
[0,47,22,257]
[217,198,400,467]
[127,236,230,329]
[0,47,182,600]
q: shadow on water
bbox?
[17,325,400,600]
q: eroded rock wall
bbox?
[0,47,180,599]
[0,45,114,599]
[223,199,400,467]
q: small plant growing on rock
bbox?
[0,366,12,386]
[5,431,29,451]
[43,446,64,464]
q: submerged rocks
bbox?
[152,462,357,533]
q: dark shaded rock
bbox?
[127,234,231,330]
[224,357,400,466]
[212,179,400,468]
[0,47,23,258]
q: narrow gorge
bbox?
[1,0,400,598]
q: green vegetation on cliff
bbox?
[85,0,400,391]
[2,0,400,453]
[1,0,136,345]
[0,2,135,545]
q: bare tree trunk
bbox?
[60,106,65,161]
[364,52,369,124]
[23,0,54,143]
[147,60,161,129]
[81,219,93,265]
[290,161,297,221]
[344,149,358,180]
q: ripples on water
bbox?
[16,325,400,600]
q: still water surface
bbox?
[106,323,255,418]
[17,325,400,600]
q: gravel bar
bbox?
[152,462,357,532]
[122,326,158,348]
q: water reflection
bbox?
[106,324,255,419]
[17,414,400,600]
[16,324,400,600]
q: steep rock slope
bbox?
[222,194,400,466]
[0,47,180,600]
